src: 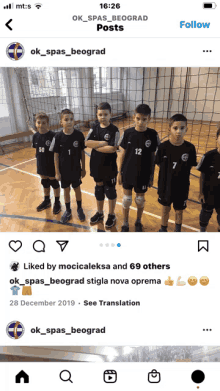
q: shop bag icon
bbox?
[148,369,161,383]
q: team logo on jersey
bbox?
[181,153,189,162]
[6,321,25,339]
[145,140,151,148]
[104,133,110,141]
[45,140,51,147]
[73,141,79,147]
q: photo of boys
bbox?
[197,127,220,232]
[1,67,220,232]
[85,102,119,228]
[156,114,197,232]
[50,109,86,224]
[118,104,159,232]
[31,112,61,214]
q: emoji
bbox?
[199,276,209,286]
[165,277,174,286]
[176,276,186,286]
[188,276,198,286]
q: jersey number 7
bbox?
[173,162,177,169]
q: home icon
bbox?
[15,370,29,383]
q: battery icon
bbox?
[203,2,217,8]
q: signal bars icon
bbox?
[35,3,42,8]
[3,3,14,8]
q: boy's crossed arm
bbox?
[85,139,116,153]
[85,127,119,153]
[85,140,108,149]
[95,145,118,153]
[96,130,120,153]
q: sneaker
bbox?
[60,210,72,224]
[121,225,129,232]
[77,207,85,222]
[200,227,206,232]
[36,199,51,212]
[135,221,143,232]
[105,214,116,229]
[90,212,104,224]
[53,201,61,215]
[158,228,167,232]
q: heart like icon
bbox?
[9,240,22,252]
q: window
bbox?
[27,67,57,97]
[93,67,121,93]
[0,70,9,118]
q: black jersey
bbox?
[197,149,220,196]
[50,129,85,182]
[32,131,56,177]
[120,127,159,187]
[156,140,197,201]
[86,122,120,180]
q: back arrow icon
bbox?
[6,19,13,31]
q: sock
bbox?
[123,220,129,227]
[44,196,50,201]
[161,225,167,232]
[136,217,141,223]
[55,197,60,204]
[77,200,82,210]
[65,202,71,212]
[175,223,182,232]
[97,210,103,215]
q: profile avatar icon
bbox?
[6,42,25,61]
[10,262,19,271]
[6,321,25,339]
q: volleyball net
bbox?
[0,67,220,158]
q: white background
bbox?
[0,0,219,37]
[0,362,219,390]
[0,233,218,345]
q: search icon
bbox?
[60,370,73,383]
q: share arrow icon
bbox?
[56,241,69,252]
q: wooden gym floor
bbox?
[0,119,218,232]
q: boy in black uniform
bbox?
[118,104,159,232]
[32,112,61,214]
[85,102,120,229]
[49,109,86,224]
[156,114,197,232]
[197,128,220,232]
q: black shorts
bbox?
[37,167,55,178]
[94,177,117,187]
[123,182,148,194]
[61,178,82,189]
[202,200,220,214]
[158,195,187,211]
[202,187,220,213]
